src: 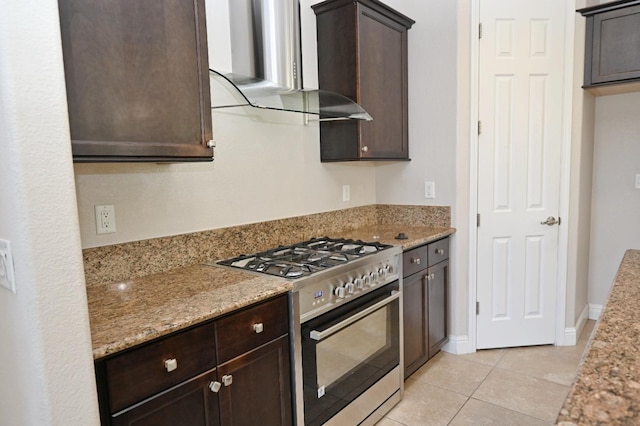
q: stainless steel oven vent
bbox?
[208,0,372,121]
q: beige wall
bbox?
[565,0,594,332]
[589,92,640,306]
[0,0,99,424]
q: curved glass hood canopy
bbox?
[209,70,372,121]
[208,0,371,121]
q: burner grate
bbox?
[217,237,393,279]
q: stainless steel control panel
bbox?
[297,246,402,323]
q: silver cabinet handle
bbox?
[222,374,233,386]
[435,248,445,255]
[361,145,369,152]
[411,257,421,265]
[253,323,264,333]
[540,216,560,226]
[164,358,177,372]
[209,381,221,393]
[207,140,216,148]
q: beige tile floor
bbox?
[378,320,595,425]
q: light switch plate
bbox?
[342,185,350,202]
[0,239,16,294]
[424,181,436,199]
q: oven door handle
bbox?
[309,291,400,341]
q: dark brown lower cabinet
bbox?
[112,370,220,426]
[427,260,448,358]
[403,271,428,378]
[218,337,292,426]
[403,239,449,380]
[97,295,292,425]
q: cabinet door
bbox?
[586,4,640,86]
[402,271,427,379]
[314,0,413,162]
[112,369,220,426]
[427,260,449,359]
[217,336,292,426]
[357,3,409,160]
[58,0,213,162]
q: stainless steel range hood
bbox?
[208,0,372,121]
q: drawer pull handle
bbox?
[435,248,445,255]
[209,381,221,393]
[164,358,178,373]
[411,257,421,265]
[253,323,264,334]
[222,374,233,386]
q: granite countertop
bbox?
[87,265,291,359]
[87,225,454,360]
[558,249,640,425]
[332,224,455,250]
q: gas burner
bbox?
[216,237,393,279]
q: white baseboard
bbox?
[442,335,475,355]
[589,304,603,320]
[560,304,589,346]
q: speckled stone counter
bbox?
[82,204,450,287]
[557,249,640,425]
[88,265,291,359]
[84,205,454,361]
[333,225,454,250]
[87,225,453,359]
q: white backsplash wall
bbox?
[75,110,377,248]
[589,92,640,307]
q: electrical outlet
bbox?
[0,239,16,294]
[342,185,351,202]
[424,181,436,199]
[95,205,117,234]
[635,174,640,189]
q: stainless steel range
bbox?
[217,237,403,426]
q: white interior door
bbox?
[476,0,566,349]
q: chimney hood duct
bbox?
[209,0,372,121]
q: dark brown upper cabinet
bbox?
[58,0,213,162]
[579,0,640,95]
[312,0,414,162]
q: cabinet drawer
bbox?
[403,245,430,277]
[216,295,289,364]
[428,238,449,267]
[105,322,216,413]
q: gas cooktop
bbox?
[216,237,394,279]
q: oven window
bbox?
[302,284,400,426]
[317,307,391,388]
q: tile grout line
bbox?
[445,349,509,424]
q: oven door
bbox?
[301,281,400,426]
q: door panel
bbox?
[477,0,565,348]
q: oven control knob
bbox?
[345,282,355,294]
[379,265,392,278]
[370,271,379,283]
[379,267,389,279]
[362,275,371,286]
[334,286,346,299]
[354,277,364,289]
